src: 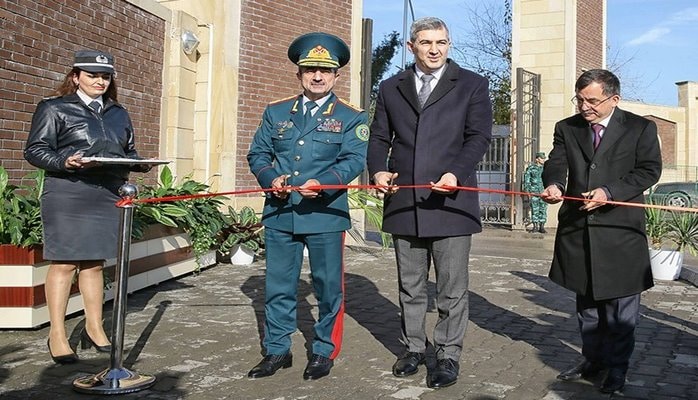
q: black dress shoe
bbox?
[47,339,78,365]
[600,369,626,394]
[247,353,292,378]
[392,352,425,377]
[427,358,459,388]
[80,329,112,353]
[557,360,605,381]
[303,354,333,380]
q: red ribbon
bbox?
[114,183,698,214]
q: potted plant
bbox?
[0,166,44,263]
[645,203,668,251]
[133,166,228,268]
[218,206,264,265]
[646,203,698,280]
[347,188,391,248]
[0,165,228,328]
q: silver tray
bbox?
[81,157,171,165]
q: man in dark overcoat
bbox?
[367,17,492,389]
[541,69,662,394]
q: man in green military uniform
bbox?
[524,152,548,233]
[247,32,368,381]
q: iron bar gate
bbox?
[478,68,540,228]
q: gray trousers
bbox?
[393,234,472,360]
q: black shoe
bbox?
[81,329,112,353]
[247,353,292,378]
[600,369,626,394]
[427,358,459,388]
[539,226,547,233]
[557,360,605,381]
[303,354,333,380]
[392,351,425,377]
[47,339,78,364]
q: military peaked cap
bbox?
[288,32,350,68]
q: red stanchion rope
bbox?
[115,183,698,214]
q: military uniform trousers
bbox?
[529,197,548,223]
[262,227,346,360]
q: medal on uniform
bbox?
[276,120,294,137]
[317,118,343,133]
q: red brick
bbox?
[0,0,164,182]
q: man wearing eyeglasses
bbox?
[540,69,662,394]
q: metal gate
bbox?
[478,68,541,228]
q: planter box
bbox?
[0,231,216,329]
[0,244,44,265]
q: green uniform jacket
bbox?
[523,163,544,193]
[247,93,369,234]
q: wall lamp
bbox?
[181,30,200,55]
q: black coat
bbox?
[542,108,662,300]
[367,60,492,237]
[24,93,145,180]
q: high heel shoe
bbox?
[47,338,78,364]
[81,329,112,353]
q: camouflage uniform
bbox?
[523,157,547,233]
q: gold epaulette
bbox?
[337,98,364,112]
[269,95,298,105]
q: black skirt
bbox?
[41,176,124,261]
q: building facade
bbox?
[0,0,365,211]
[512,0,697,227]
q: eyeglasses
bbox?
[570,95,614,107]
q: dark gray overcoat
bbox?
[367,60,492,237]
[542,108,662,300]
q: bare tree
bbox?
[606,44,653,103]
[451,0,512,124]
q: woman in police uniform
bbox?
[24,50,150,364]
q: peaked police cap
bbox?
[73,50,114,74]
[287,32,350,68]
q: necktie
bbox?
[89,100,102,114]
[418,74,434,107]
[304,101,317,128]
[591,123,603,149]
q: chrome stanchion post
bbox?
[73,183,156,394]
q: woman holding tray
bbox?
[24,49,150,364]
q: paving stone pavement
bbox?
[1,229,696,400]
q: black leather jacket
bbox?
[24,93,145,181]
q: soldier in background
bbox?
[523,152,547,233]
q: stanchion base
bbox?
[73,367,156,395]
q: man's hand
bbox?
[271,174,291,199]
[579,188,608,212]
[298,179,322,198]
[373,171,399,195]
[540,184,563,204]
[430,172,457,194]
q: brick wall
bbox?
[646,115,677,165]
[235,0,355,190]
[575,0,604,77]
[0,0,164,184]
